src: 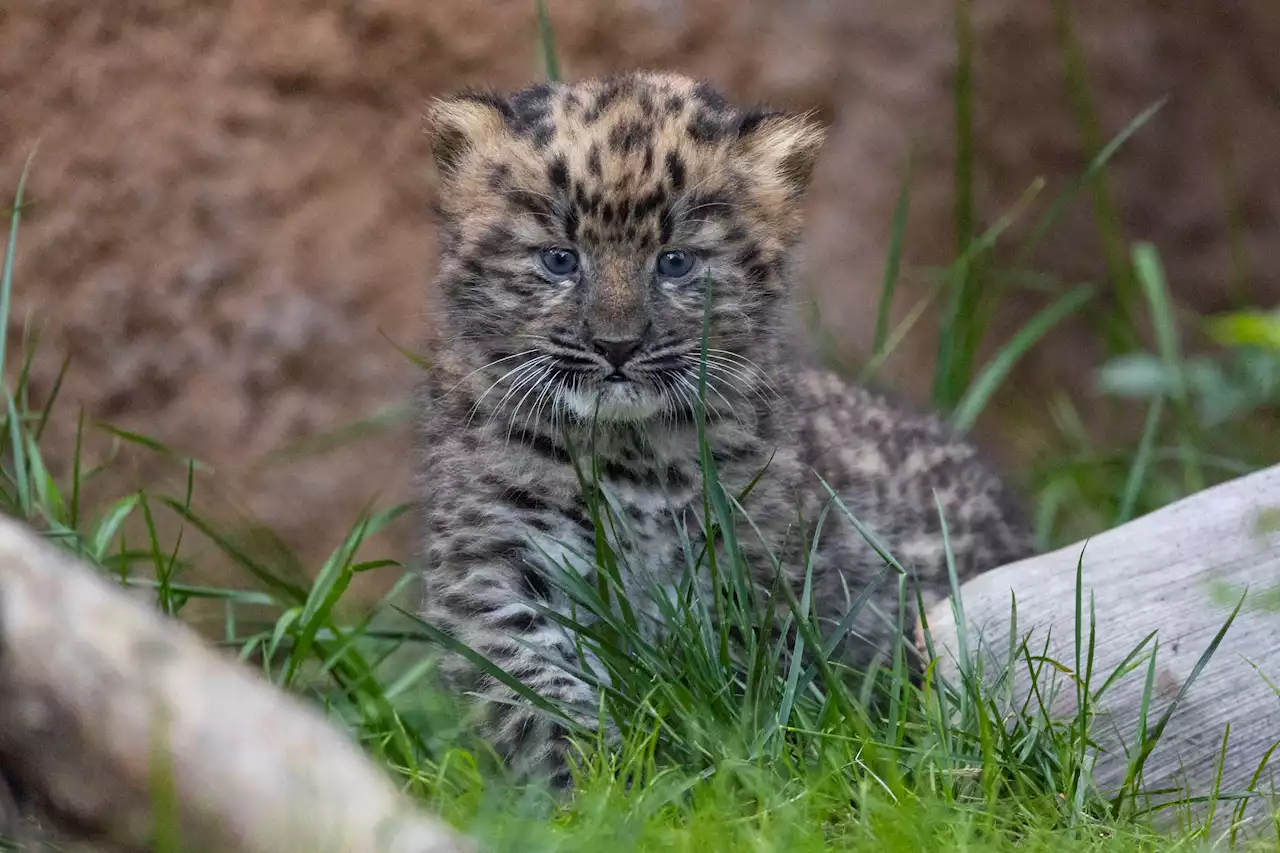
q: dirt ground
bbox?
[2,0,1278,591]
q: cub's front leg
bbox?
[421,534,605,790]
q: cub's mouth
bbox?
[561,377,666,423]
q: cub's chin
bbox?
[560,380,668,424]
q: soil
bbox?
[2,0,1277,595]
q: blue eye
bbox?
[657,248,695,279]
[538,247,580,278]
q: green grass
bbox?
[4,4,1280,850]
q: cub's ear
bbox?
[425,92,513,176]
[733,109,826,198]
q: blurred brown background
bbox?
[1,1,1278,581]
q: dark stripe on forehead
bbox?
[504,188,555,218]
[502,83,560,151]
[608,119,648,154]
[664,151,686,192]
[632,186,668,221]
[565,206,579,242]
[547,155,569,190]
[584,76,634,123]
[659,212,674,245]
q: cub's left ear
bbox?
[737,106,824,197]
[734,109,826,198]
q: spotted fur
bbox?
[415,71,1034,788]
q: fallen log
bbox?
[0,517,472,853]
[924,463,1280,834]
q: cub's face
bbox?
[428,72,823,425]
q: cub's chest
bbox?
[521,469,704,614]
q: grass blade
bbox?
[950,283,1094,433]
[872,154,914,359]
[1111,587,1246,814]
[535,0,561,83]
[1014,99,1166,270]
[0,148,37,389]
[1132,242,1204,494]
[1051,0,1136,340]
[1115,393,1165,525]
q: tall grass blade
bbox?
[934,0,980,410]
[535,0,561,83]
[1132,242,1204,494]
[0,149,37,389]
[1051,0,1136,342]
[1111,588,1245,814]
[872,155,913,360]
[950,282,1093,433]
[1014,99,1165,270]
[1115,394,1165,525]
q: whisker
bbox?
[512,367,557,444]
[681,354,763,394]
[673,373,713,422]
[503,366,554,446]
[691,356,777,409]
[443,349,541,398]
[698,374,739,421]
[706,349,781,393]
[663,374,695,421]
[471,357,551,428]
[524,370,562,440]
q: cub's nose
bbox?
[591,337,644,369]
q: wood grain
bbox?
[925,464,1280,833]
[0,518,472,853]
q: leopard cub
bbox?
[415,71,1034,788]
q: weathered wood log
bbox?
[0,517,472,853]
[924,463,1280,833]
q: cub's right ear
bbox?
[425,92,513,176]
